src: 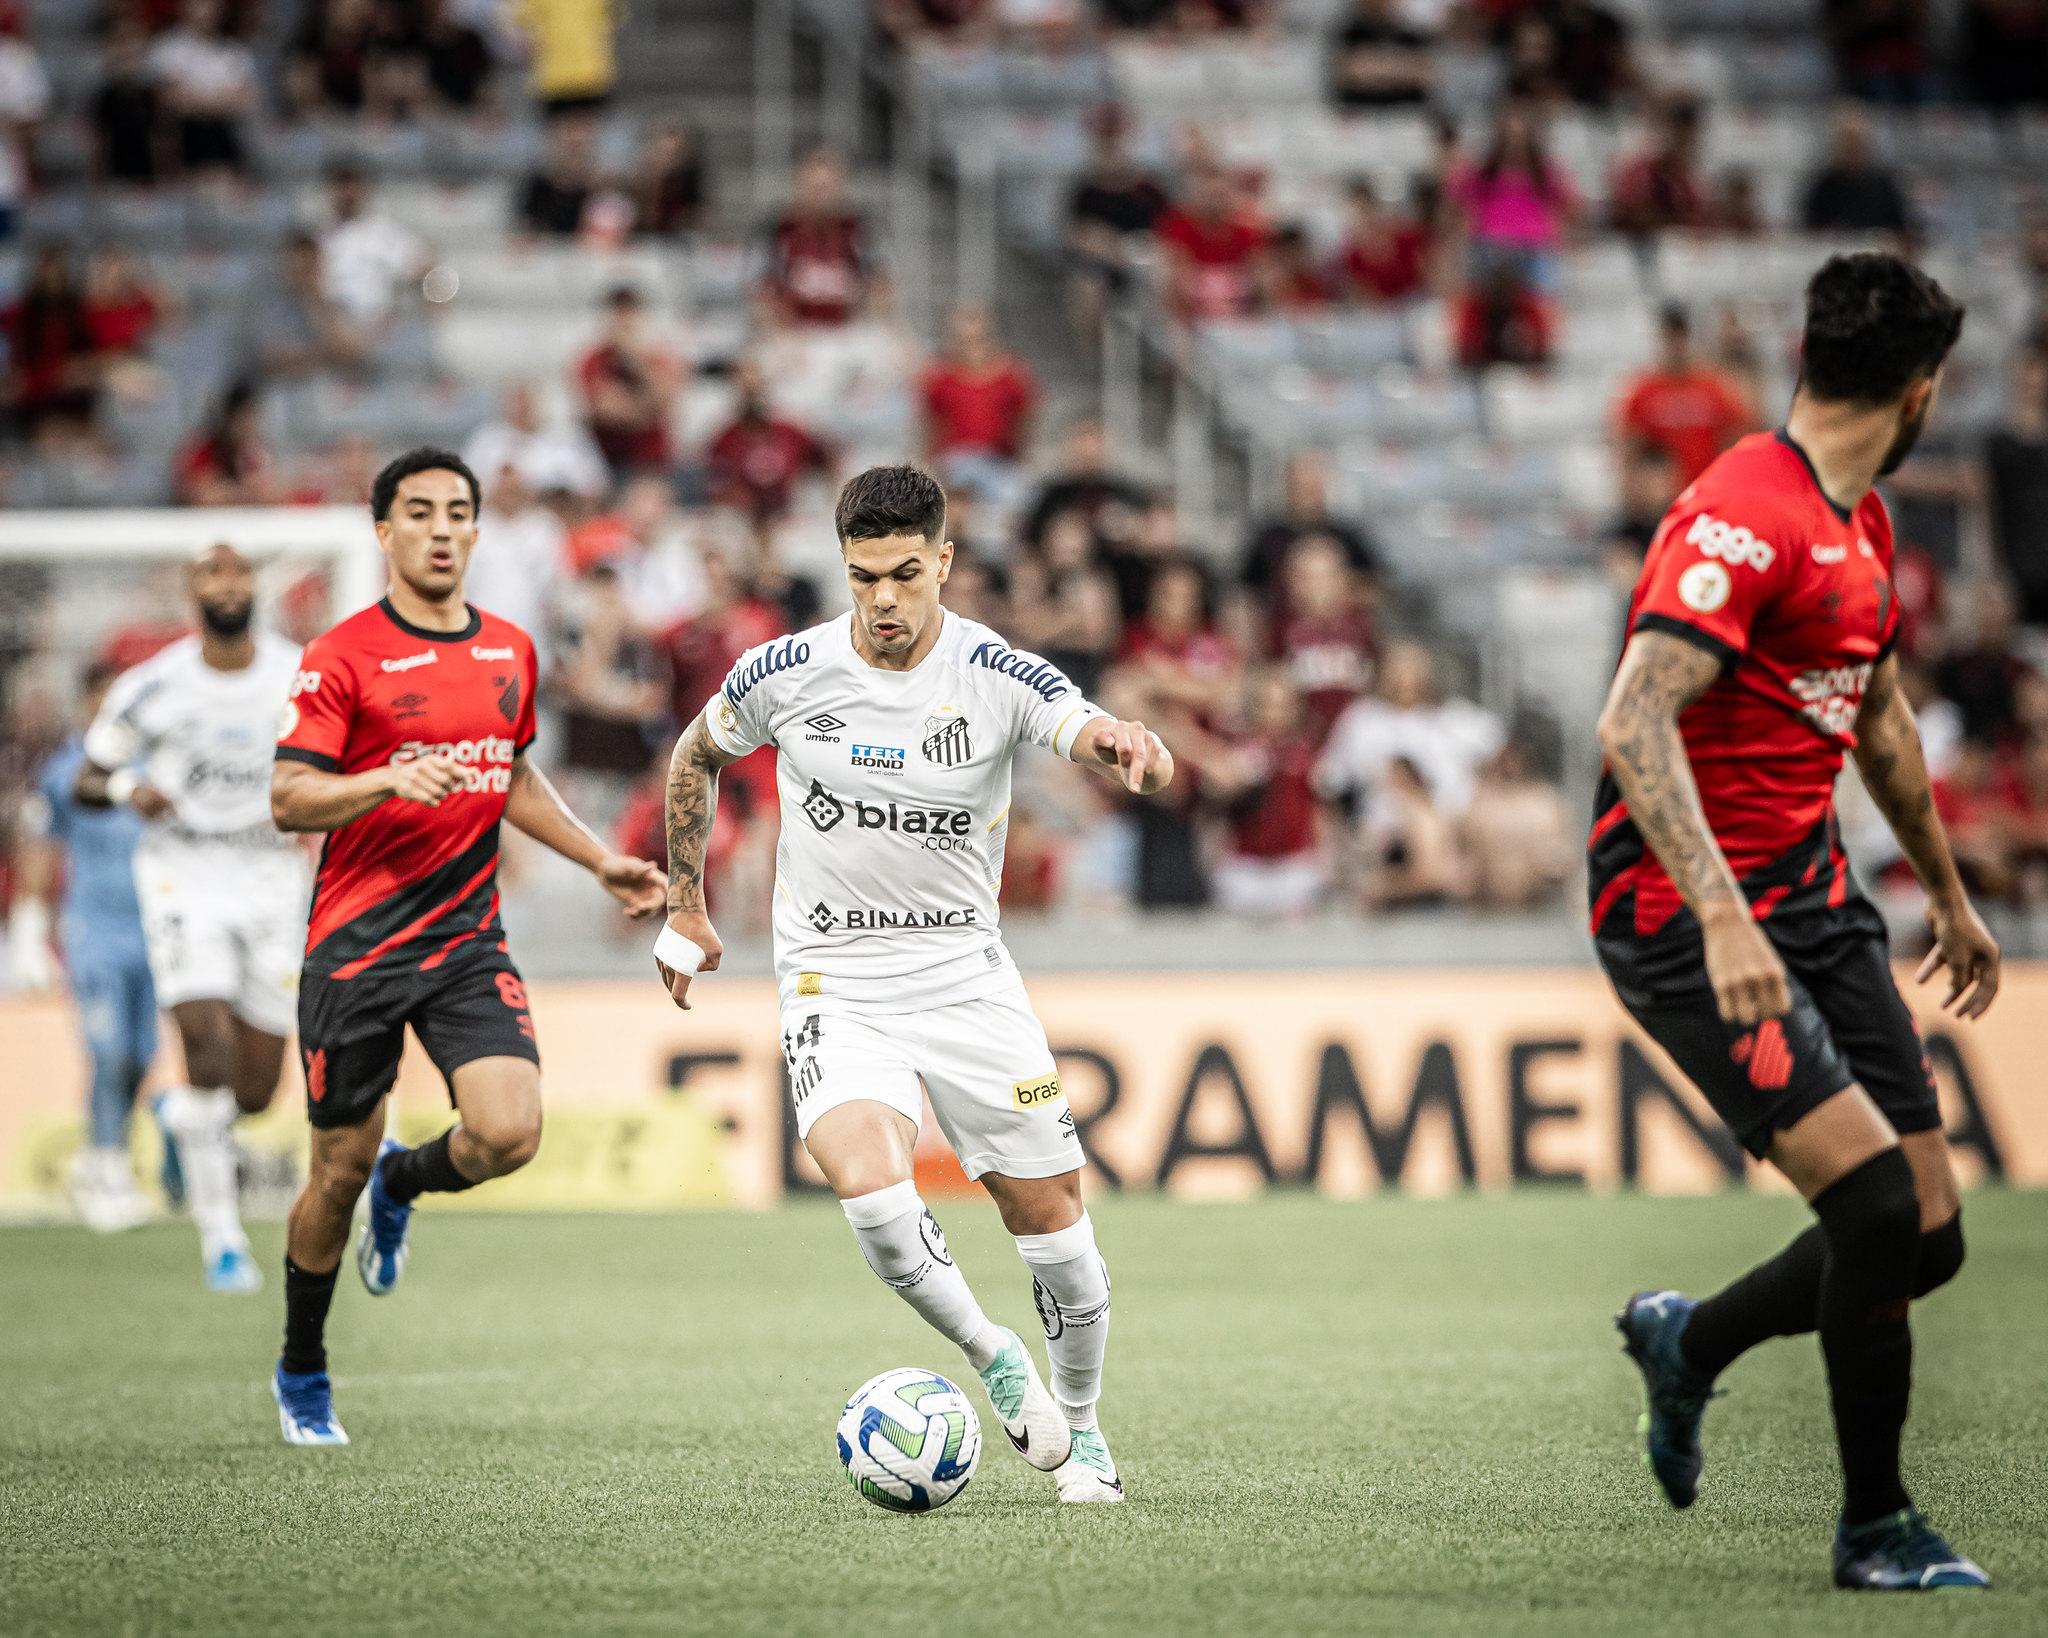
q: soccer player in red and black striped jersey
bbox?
[266,448,666,1446]
[1593,255,1999,1590]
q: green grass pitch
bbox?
[3,1190,2043,1637]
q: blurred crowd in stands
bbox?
[5,0,2048,943]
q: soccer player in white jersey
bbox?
[656,466,1173,1503]
[76,544,308,1292]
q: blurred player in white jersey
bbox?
[657,466,1173,1503]
[76,544,308,1292]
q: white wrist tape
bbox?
[105,769,138,806]
[653,925,708,975]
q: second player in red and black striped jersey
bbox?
[277,597,538,981]
[1589,430,1903,945]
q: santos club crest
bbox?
[921,706,971,767]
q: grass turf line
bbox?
[1,1190,2042,1637]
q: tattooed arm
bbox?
[1852,655,2000,1018]
[656,708,741,1009]
[1595,630,1790,1026]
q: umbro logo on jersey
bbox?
[392,691,429,721]
[922,709,972,767]
[802,781,846,832]
[381,650,438,673]
[806,713,846,734]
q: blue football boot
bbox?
[1834,1509,1989,1590]
[273,1362,349,1447]
[355,1137,412,1296]
[1616,1289,1720,1508]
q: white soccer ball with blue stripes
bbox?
[836,1367,981,1513]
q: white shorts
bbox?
[780,983,1083,1181]
[134,843,308,1037]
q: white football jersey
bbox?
[708,610,1107,1011]
[85,633,303,855]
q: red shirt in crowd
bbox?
[664,596,785,827]
[1608,154,1711,232]
[1229,737,1321,860]
[1454,284,1554,368]
[84,293,158,355]
[1270,607,1376,742]
[1339,224,1428,302]
[1157,207,1268,319]
[1617,365,1751,487]
[922,356,1037,460]
[1590,431,1902,941]
[577,342,674,473]
[764,213,867,325]
[706,414,832,521]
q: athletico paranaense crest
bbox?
[922,707,971,767]
[494,673,521,726]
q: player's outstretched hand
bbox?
[1700,906,1791,1027]
[1102,718,1172,793]
[599,853,667,919]
[1917,894,2000,1020]
[384,753,464,806]
[655,911,723,1011]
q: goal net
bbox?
[0,506,382,729]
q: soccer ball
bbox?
[836,1367,981,1513]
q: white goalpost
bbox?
[0,507,385,693]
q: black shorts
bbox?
[1597,901,1940,1160]
[298,947,539,1131]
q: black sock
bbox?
[1811,1148,1921,1526]
[1680,1223,1828,1380]
[379,1130,479,1205]
[1680,1207,1965,1381]
[282,1258,339,1376]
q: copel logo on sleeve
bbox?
[1686,512,1775,571]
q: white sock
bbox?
[1015,1213,1111,1427]
[842,1182,1003,1370]
[161,1086,245,1260]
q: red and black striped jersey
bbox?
[276,598,538,980]
[1590,431,1902,943]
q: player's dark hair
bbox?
[370,447,482,522]
[835,464,946,544]
[1800,252,1964,406]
